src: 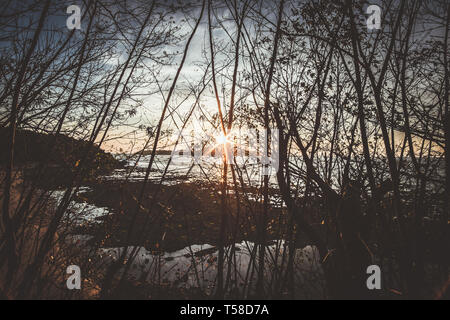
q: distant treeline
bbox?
[142,149,173,156]
[0,129,122,185]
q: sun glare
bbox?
[215,132,228,145]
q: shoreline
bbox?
[70,179,319,252]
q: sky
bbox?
[1,0,447,157]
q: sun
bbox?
[215,132,229,145]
